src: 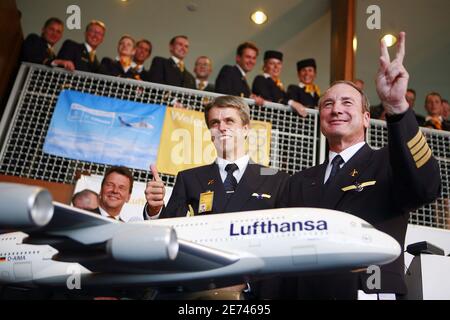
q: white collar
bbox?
[235,64,247,77]
[425,115,443,122]
[263,73,271,79]
[171,56,181,65]
[196,79,208,86]
[216,154,250,173]
[99,206,121,220]
[328,142,366,165]
[84,43,94,53]
[298,82,306,88]
[134,63,144,72]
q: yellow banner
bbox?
[156,107,271,176]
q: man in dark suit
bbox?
[278,32,441,300]
[57,20,106,73]
[215,42,264,106]
[145,35,195,89]
[94,166,134,221]
[133,39,152,81]
[144,95,288,219]
[252,50,307,117]
[21,17,74,70]
[193,56,215,92]
[287,58,320,108]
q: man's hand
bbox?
[53,59,75,71]
[290,100,308,118]
[250,94,265,107]
[376,31,409,115]
[145,164,165,216]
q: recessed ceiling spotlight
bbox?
[382,34,397,47]
[251,10,268,25]
[186,3,198,12]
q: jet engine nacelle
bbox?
[0,183,54,228]
[107,225,179,263]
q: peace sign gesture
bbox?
[376,32,409,115]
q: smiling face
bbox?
[298,66,316,85]
[42,22,63,46]
[264,58,282,79]
[170,37,189,60]
[319,83,370,152]
[194,57,212,80]
[236,48,257,73]
[134,41,151,64]
[85,24,105,50]
[99,172,131,217]
[207,106,249,160]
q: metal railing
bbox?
[0,63,448,229]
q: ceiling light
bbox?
[251,11,267,25]
[382,34,397,47]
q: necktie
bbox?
[274,78,284,91]
[198,80,206,90]
[47,46,56,59]
[89,50,96,63]
[178,61,185,72]
[304,83,321,96]
[120,56,132,69]
[224,163,239,197]
[428,117,442,130]
[326,155,344,185]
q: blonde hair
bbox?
[204,96,250,128]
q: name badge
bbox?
[199,191,214,214]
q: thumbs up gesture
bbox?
[144,164,166,216]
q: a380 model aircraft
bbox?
[0,183,400,297]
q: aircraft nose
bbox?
[376,231,401,264]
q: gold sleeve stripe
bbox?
[415,148,432,169]
[413,143,430,162]
[407,130,423,149]
[410,135,426,156]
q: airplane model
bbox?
[118,116,154,129]
[0,183,400,297]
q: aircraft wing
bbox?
[0,183,264,290]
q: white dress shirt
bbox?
[99,206,121,221]
[324,142,366,183]
[216,154,250,184]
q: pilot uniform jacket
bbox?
[252,75,286,104]
[98,57,139,79]
[145,56,196,89]
[57,40,100,73]
[286,84,319,108]
[21,34,55,65]
[275,109,441,299]
[215,65,251,98]
[159,162,289,218]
